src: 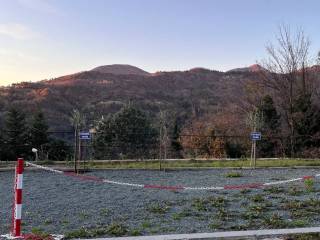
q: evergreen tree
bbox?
[112,105,158,159]
[257,95,281,157]
[293,93,320,153]
[0,129,6,161]
[259,96,280,131]
[4,107,29,160]
[93,105,158,159]
[29,111,49,149]
[47,138,71,161]
[93,116,117,159]
[171,118,183,158]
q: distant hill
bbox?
[91,64,150,76]
[227,64,266,73]
[6,63,317,132]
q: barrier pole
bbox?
[12,158,24,237]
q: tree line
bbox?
[1,95,320,161]
[0,108,71,161]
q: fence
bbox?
[1,131,320,162]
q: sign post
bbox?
[79,132,91,172]
[250,132,261,168]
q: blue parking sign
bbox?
[79,132,91,140]
[250,132,261,141]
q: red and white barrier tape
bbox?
[1,233,64,240]
[26,162,319,191]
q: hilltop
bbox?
[91,64,151,76]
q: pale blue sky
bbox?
[0,0,319,85]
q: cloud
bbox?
[0,23,39,40]
[18,0,59,14]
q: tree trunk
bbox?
[74,128,79,173]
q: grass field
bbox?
[2,158,320,170]
[86,158,320,169]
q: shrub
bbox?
[250,194,265,203]
[65,228,92,239]
[192,198,208,211]
[147,203,170,214]
[107,223,128,236]
[263,213,288,228]
[304,178,315,192]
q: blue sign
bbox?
[79,132,91,140]
[251,132,261,141]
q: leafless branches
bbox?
[260,25,313,156]
[261,25,311,98]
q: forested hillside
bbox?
[0,65,260,131]
[1,57,320,160]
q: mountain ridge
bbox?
[1,63,319,132]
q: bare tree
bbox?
[70,109,85,173]
[260,25,312,157]
[159,110,169,170]
[247,109,263,168]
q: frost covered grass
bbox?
[1,168,320,239]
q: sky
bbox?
[0,0,320,86]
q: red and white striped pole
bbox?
[12,158,24,237]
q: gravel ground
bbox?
[1,168,320,239]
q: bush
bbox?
[304,178,315,192]
[225,142,245,158]
[47,139,72,161]
[107,223,128,236]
